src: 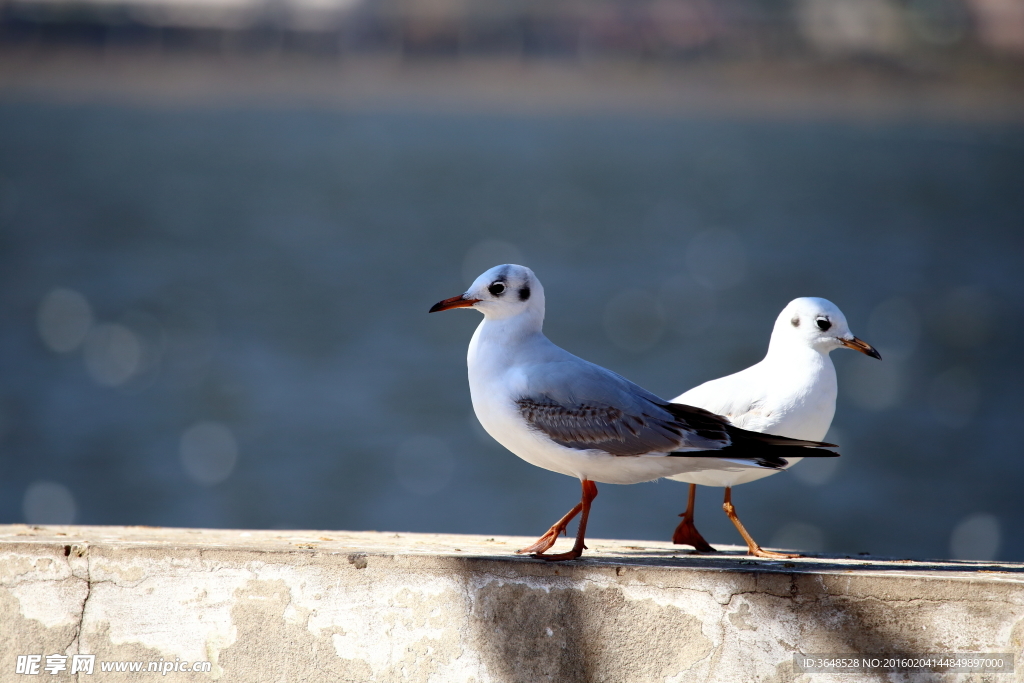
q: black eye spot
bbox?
[488,282,505,297]
[791,316,800,327]
[519,286,530,301]
[816,317,831,331]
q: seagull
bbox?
[430,265,840,561]
[668,297,881,558]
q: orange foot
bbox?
[516,527,567,555]
[671,515,717,552]
[532,543,587,562]
[515,502,582,555]
[748,546,800,559]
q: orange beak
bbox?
[840,336,882,360]
[429,295,481,313]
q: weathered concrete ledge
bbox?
[1,524,1022,682]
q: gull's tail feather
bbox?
[662,401,840,468]
[725,425,838,450]
[663,401,837,447]
[671,445,838,470]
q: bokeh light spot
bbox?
[83,323,143,386]
[180,421,239,485]
[949,512,1000,561]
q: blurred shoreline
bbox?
[3,48,1024,121]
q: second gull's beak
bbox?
[840,336,882,360]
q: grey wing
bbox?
[516,359,729,456]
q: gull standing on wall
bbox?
[669,297,880,558]
[430,265,841,561]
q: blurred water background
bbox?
[1,0,1023,562]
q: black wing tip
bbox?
[779,446,841,458]
[670,446,840,462]
[727,425,838,449]
[664,402,839,450]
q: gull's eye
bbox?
[488,282,506,297]
[816,317,831,331]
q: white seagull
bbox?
[430,265,840,561]
[668,297,880,558]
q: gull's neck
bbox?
[764,335,834,372]
[468,308,546,372]
[757,333,839,433]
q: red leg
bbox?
[516,501,583,555]
[531,480,599,562]
[723,486,799,559]
[671,483,717,552]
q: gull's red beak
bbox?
[429,295,481,313]
[840,336,882,360]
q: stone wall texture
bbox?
[1,525,1022,682]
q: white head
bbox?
[429,264,545,325]
[768,297,881,359]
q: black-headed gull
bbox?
[430,265,841,561]
[669,297,880,558]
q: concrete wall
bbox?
[1,525,1022,682]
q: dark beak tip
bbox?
[429,294,478,313]
[843,336,882,360]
